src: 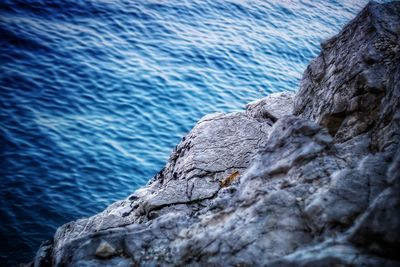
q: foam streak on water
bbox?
[0,0,370,264]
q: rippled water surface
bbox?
[1,0,371,264]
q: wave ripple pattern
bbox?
[0,0,369,264]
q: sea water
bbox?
[0,0,371,264]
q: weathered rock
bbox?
[95,241,116,259]
[48,108,275,266]
[348,150,400,260]
[33,240,52,267]
[246,92,294,122]
[32,2,400,266]
[293,1,400,147]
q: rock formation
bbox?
[32,2,399,266]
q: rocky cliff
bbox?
[32,2,400,266]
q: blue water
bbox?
[0,0,370,265]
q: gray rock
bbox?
[293,1,400,147]
[95,241,116,259]
[246,92,295,122]
[348,150,400,260]
[31,2,400,266]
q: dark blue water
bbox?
[0,0,371,265]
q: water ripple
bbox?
[0,0,373,264]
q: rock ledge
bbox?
[32,2,400,266]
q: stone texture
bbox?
[31,2,400,266]
[293,1,400,147]
[246,92,294,122]
[95,241,116,259]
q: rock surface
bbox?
[31,2,400,266]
